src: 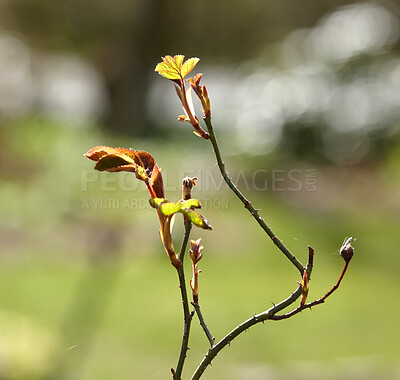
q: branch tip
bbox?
[340,236,355,263]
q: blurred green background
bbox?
[1,1,400,379]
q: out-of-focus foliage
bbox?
[1,1,400,164]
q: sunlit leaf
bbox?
[86,146,135,163]
[173,55,185,70]
[149,198,210,229]
[155,55,200,81]
[85,146,165,198]
[136,151,165,198]
[181,208,212,230]
[114,147,143,165]
[149,198,182,216]
[182,199,201,209]
[160,202,183,216]
[94,155,136,172]
[150,198,202,213]
[149,198,165,208]
[155,62,181,80]
[181,57,200,78]
[86,146,139,173]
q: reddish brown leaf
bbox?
[85,146,165,198]
[137,151,165,198]
[94,155,137,172]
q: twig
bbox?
[192,299,215,347]
[305,246,315,280]
[271,261,350,321]
[318,261,349,301]
[190,284,304,380]
[173,221,193,380]
[179,220,193,263]
[190,245,351,379]
[203,116,305,275]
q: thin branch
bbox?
[192,299,215,347]
[190,245,350,379]
[203,117,305,275]
[271,261,350,321]
[173,306,194,380]
[173,221,193,380]
[319,261,349,300]
[190,284,304,380]
[305,245,315,280]
[177,79,209,139]
[179,220,193,263]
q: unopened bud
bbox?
[178,115,188,122]
[194,73,203,86]
[299,270,309,306]
[182,177,197,200]
[189,238,204,265]
[340,236,355,263]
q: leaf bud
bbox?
[182,176,198,200]
[189,238,204,265]
[339,236,355,263]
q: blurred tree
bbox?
[0,0,373,136]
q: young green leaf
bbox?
[181,57,200,79]
[181,208,212,230]
[149,198,183,216]
[149,198,165,208]
[149,198,211,229]
[155,55,200,81]
[182,199,201,209]
[149,198,202,213]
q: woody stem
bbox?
[173,221,193,379]
[203,116,304,274]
